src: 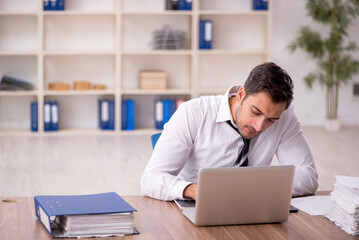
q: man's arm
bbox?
[276,106,319,196]
[141,102,199,201]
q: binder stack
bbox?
[44,0,65,11]
[34,192,138,238]
[325,175,359,235]
[155,98,185,129]
[139,71,167,90]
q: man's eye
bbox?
[252,111,260,115]
[268,119,275,123]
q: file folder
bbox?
[30,102,38,132]
[199,20,213,49]
[44,102,52,131]
[99,100,109,129]
[51,101,59,131]
[34,192,137,238]
[121,100,127,130]
[108,100,115,130]
[154,100,163,130]
[253,0,268,10]
[126,100,136,130]
[162,99,172,128]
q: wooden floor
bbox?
[0,126,358,197]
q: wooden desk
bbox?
[1,195,358,240]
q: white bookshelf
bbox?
[0,0,271,135]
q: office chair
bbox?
[151,132,162,149]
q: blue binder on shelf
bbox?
[126,100,136,130]
[99,100,114,130]
[199,20,213,49]
[51,101,59,131]
[154,100,163,130]
[56,0,65,10]
[44,101,52,131]
[162,99,172,128]
[108,100,115,130]
[121,100,127,130]
[30,102,38,132]
[253,0,268,10]
[178,0,192,10]
[49,0,57,10]
[34,192,137,238]
[43,0,50,10]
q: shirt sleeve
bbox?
[276,105,319,196]
[140,102,199,201]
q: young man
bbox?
[141,62,318,201]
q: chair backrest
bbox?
[151,132,162,149]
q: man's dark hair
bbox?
[243,62,294,109]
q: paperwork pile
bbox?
[325,175,359,235]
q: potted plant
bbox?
[288,0,359,131]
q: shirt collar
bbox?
[216,85,242,125]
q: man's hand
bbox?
[183,183,197,200]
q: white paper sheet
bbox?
[291,196,331,216]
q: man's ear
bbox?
[236,86,246,103]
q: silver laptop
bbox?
[175,165,295,226]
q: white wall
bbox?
[272,0,359,126]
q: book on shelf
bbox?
[99,100,115,130]
[155,98,186,129]
[34,192,138,238]
[199,20,213,50]
[121,100,136,131]
[0,75,33,91]
[253,0,268,10]
[31,102,38,132]
[139,70,168,90]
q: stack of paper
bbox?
[57,212,135,237]
[139,70,167,90]
[325,175,359,235]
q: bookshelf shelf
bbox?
[0,0,271,135]
[44,90,116,96]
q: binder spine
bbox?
[34,197,53,236]
[51,101,59,131]
[155,100,163,130]
[99,100,110,130]
[121,100,127,130]
[253,0,268,10]
[162,99,172,128]
[108,100,115,130]
[199,20,213,49]
[126,100,135,130]
[31,102,38,132]
[44,102,52,131]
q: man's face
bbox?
[234,90,287,139]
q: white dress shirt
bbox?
[141,85,319,201]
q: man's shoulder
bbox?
[183,95,222,111]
